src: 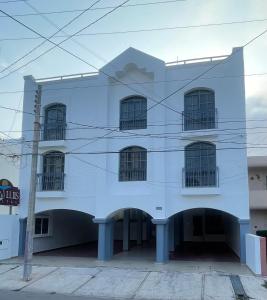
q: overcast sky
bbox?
[0,0,266,155]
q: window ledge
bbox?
[181,187,220,195]
[180,129,218,138]
[39,140,66,149]
[36,191,66,198]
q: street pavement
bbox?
[0,290,114,300]
[0,263,266,299]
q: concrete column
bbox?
[152,219,169,263]
[137,210,142,246]
[18,218,27,256]
[93,218,114,261]
[239,219,250,263]
[123,210,130,251]
[168,216,175,252]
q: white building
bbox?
[248,156,267,234]
[18,47,250,263]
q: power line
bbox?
[1,103,267,134]
[0,1,185,18]
[1,17,267,42]
[2,146,267,158]
[0,72,266,95]
[0,0,28,3]
[0,0,131,79]
[0,0,102,74]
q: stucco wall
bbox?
[19,47,249,224]
[33,210,97,253]
[0,215,19,260]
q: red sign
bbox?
[0,179,20,206]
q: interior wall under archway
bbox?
[171,208,241,259]
[33,209,98,253]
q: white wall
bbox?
[0,215,19,260]
[19,47,249,223]
[33,210,98,253]
[224,214,240,257]
[246,234,262,275]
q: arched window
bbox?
[119,146,147,181]
[184,142,217,187]
[44,104,66,140]
[184,89,216,131]
[120,96,147,130]
[40,151,65,191]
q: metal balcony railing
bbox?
[37,173,65,191]
[182,109,218,131]
[182,167,219,188]
[42,123,67,141]
[119,169,147,181]
[120,119,147,130]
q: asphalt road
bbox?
[0,290,119,300]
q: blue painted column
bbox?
[93,218,114,261]
[239,219,250,263]
[152,219,169,263]
[18,218,27,256]
[123,210,130,251]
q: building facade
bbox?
[18,47,250,263]
[248,156,267,234]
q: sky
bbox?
[0,0,267,156]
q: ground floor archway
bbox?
[111,208,156,261]
[168,208,247,263]
[19,209,98,258]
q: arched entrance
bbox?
[111,208,156,261]
[19,209,98,258]
[169,208,242,262]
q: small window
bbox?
[119,146,147,181]
[34,216,50,236]
[120,96,147,130]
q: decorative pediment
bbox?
[100,47,164,82]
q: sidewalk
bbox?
[0,258,267,299]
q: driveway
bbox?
[0,262,267,299]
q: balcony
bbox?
[249,190,267,209]
[36,173,65,198]
[181,110,218,138]
[119,169,147,182]
[42,123,66,141]
[120,119,147,130]
[39,123,67,149]
[181,167,220,195]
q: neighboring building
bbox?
[248,156,267,234]
[18,47,250,263]
[0,139,20,214]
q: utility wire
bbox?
[0,72,266,95]
[1,17,267,42]
[0,0,102,74]
[0,1,185,17]
[0,0,131,79]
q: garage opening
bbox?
[32,209,98,258]
[170,208,240,262]
[111,208,156,261]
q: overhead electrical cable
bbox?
[0,0,102,74]
[1,17,267,42]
